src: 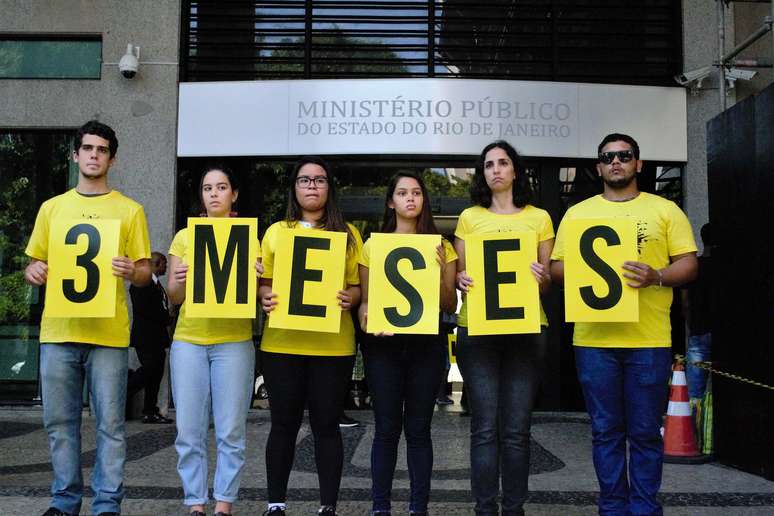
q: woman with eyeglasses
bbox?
[259,156,363,516]
[167,165,262,516]
[453,141,554,516]
[357,171,457,516]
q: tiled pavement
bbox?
[1,406,773,516]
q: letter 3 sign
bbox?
[564,218,638,322]
[45,219,120,317]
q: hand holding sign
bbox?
[111,256,136,280]
[456,270,474,292]
[174,262,189,284]
[24,260,48,286]
[337,289,354,310]
[622,261,660,288]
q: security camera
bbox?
[673,66,713,88]
[725,67,757,81]
[118,44,140,79]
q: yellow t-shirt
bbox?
[169,226,260,345]
[25,189,151,347]
[359,237,457,267]
[454,204,555,327]
[551,192,697,348]
[260,221,363,356]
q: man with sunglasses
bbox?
[24,120,151,516]
[550,133,698,516]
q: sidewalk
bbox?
[2,407,773,515]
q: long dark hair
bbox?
[470,140,533,208]
[381,171,440,235]
[285,156,355,249]
[198,163,239,215]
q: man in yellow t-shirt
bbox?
[550,133,697,516]
[24,121,151,516]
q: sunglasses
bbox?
[598,150,635,164]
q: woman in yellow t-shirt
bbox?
[453,141,554,516]
[259,156,362,516]
[167,166,262,516]
[357,171,457,515]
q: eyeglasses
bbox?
[598,150,635,164]
[296,176,329,188]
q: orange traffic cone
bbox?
[663,361,711,464]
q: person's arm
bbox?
[622,252,698,289]
[166,255,187,305]
[338,285,360,311]
[112,257,151,287]
[453,237,473,292]
[358,264,369,331]
[531,238,554,295]
[439,243,457,313]
[24,258,48,286]
[549,259,564,286]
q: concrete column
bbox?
[682,0,735,249]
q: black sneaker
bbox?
[262,507,286,516]
[339,414,360,428]
[97,513,119,516]
[436,396,453,405]
[42,509,74,516]
[318,507,337,516]
[142,413,174,424]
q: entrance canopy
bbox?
[178,78,687,162]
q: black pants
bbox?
[262,351,355,506]
[363,335,446,513]
[134,345,166,416]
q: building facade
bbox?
[1,0,772,407]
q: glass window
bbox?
[0,131,73,401]
[0,37,102,79]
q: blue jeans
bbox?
[574,346,671,516]
[170,340,255,505]
[362,335,446,514]
[686,333,711,399]
[40,343,128,515]
[456,327,546,516]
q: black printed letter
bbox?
[193,225,249,304]
[383,247,425,327]
[62,223,101,303]
[288,236,330,317]
[483,239,524,320]
[579,225,622,310]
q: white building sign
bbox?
[178,78,687,161]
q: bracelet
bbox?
[656,269,663,288]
